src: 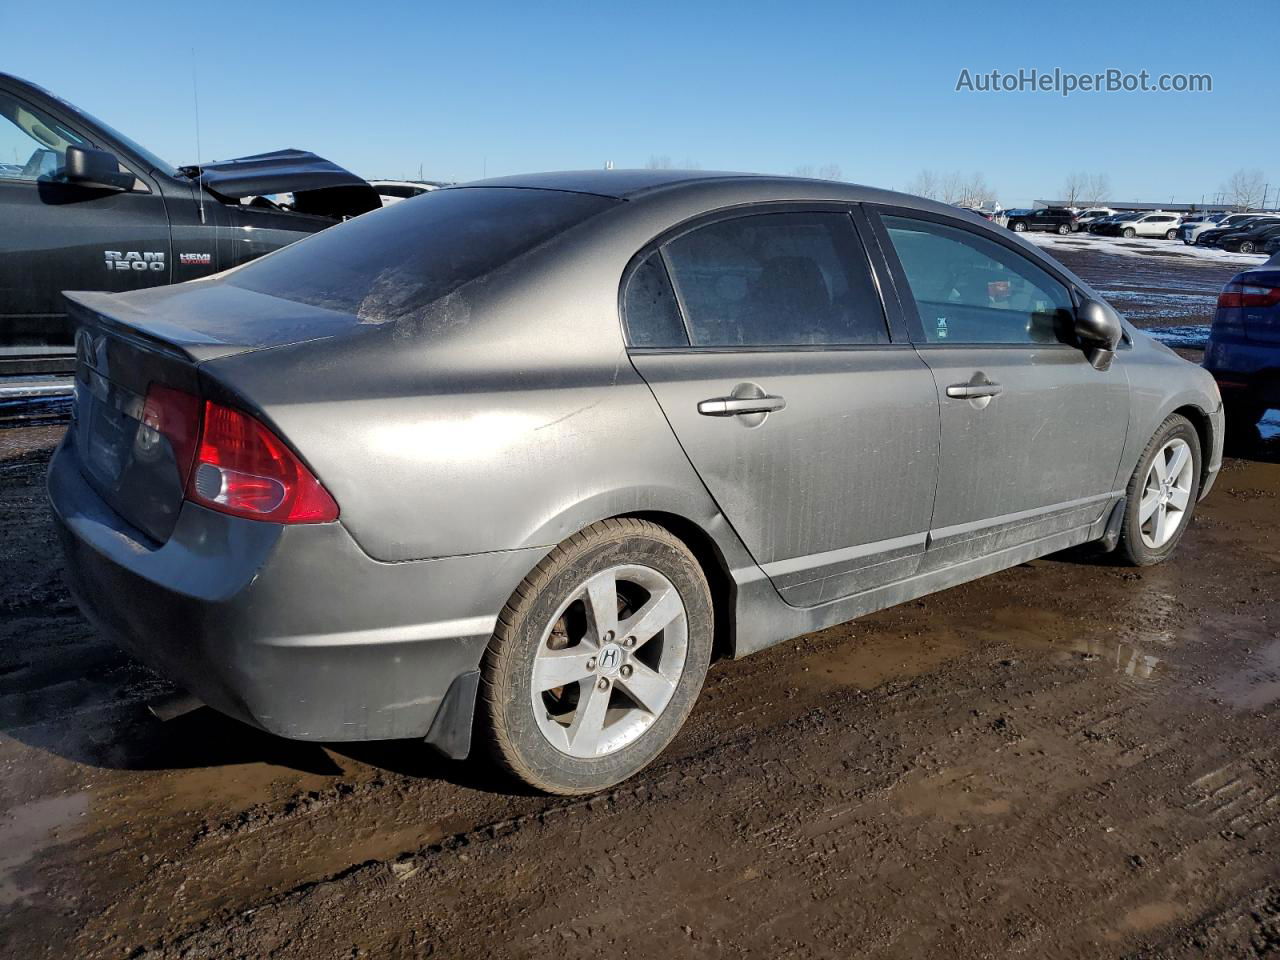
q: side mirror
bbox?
[64,146,133,191]
[1074,298,1122,371]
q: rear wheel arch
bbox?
[621,510,738,663]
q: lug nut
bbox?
[586,658,597,671]
[620,664,633,678]
[603,631,615,643]
[596,677,610,690]
[623,636,636,648]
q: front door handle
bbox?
[698,395,787,417]
[945,382,1003,399]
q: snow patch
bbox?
[1025,232,1265,267]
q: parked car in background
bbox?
[1072,207,1115,231]
[47,170,1222,794]
[959,207,994,221]
[1177,213,1229,245]
[1006,206,1076,234]
[1091,213,1139,235]
[1219,221,1280,254]
[1263,234,1280,256]
[1197,216,1280,248]
[1094,212,1181,239]
[1204,263,1280,432]
[0,72,379,383]
[370,179,450,206]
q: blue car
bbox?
[1204,257,1280,429]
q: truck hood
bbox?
[179,148,370,198]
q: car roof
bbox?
[448,169,962,216]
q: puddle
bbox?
[894,766,1013,822]
[1211,638,1280,712]
[793,625,971,691]
[0,791,89,905]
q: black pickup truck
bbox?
[0,72,379,392]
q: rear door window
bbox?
[659,212,888,347]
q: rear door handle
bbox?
[945,383,1003,399]
[697,395,787,416]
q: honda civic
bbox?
[48,170,1224,794]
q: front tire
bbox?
[1012,221,1027,232]
[1239,240,1256,254]
[1123,228,1136,239]
[480,519,714,795]
[1116,415,1201,566]
[1057,224,1070,235]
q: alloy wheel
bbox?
[530,564,689,759]
[1139,438,1194,549]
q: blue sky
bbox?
[5,0,1274,207]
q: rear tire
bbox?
[1116,415,1201,566]
[1165,229,1177,240]
[1057,224,1070,235]
[1239,240,1256,254]
[480,518,713,795]
[1123,228,1136,239]
[1012,221,1027,232]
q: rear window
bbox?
[227,187,618,322]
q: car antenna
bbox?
[191,48,206,225]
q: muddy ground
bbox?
[1,242,1278,959]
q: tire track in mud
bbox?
[125,640,1280,960]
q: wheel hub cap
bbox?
[596,643,625,677]
[530,564,689,759]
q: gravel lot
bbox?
[1,241,1277,959]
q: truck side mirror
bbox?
[1074,298,1122,371]
[64,146,134,191]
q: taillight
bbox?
[1218,283,1280,309]
[188,400,339,523]
[141,384,202,489]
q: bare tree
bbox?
[816,163,843,181]
[939,171,967,204]
[1083,173,1111,208]
[791,164,815,178]
[906,169,939,200]
[960,172,997,208]
[1221,168,1266,211]
[1061,172,1089,208]
[644,155,672,170]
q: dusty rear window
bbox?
[226,187,618,322]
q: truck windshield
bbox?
[226,186,618,323]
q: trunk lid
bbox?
[63,286,361,543]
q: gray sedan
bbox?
[49,170,1223,794]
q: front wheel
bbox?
[1122,228,1137,239]
[1057,224,1070,235]
[1116,415,1201,566]
[1012,221,1027,232]
[480,518,714,794]
[1239,240,1256,254]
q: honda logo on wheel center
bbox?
[597,644,623,675]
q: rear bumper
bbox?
[48,437,546,744]
[1204,335,1280,406]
